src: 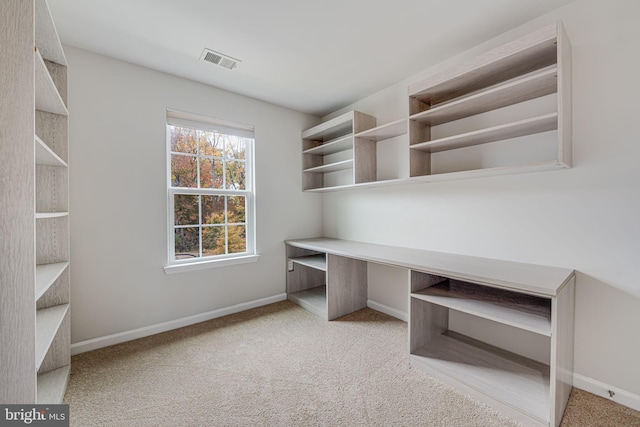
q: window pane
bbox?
[225,159,246,190]
[227,196,246,224]
[225,136,246,160]
[200,157,224,189]
[174,195,199,225]
[171,154,198,188]
[200,131,223,157]
[175,227,199,259]
[227,225,246,254]
[202,226,225,256]
[170,126,198,154]
[202,195,225,225]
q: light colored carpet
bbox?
[65,301,640,426]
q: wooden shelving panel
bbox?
[35,304,69,369]
[290,255,327,271]
[34,50,67,116]
[37,365,70,404]
[288,286,327,319]
[304,159,354,174]
[303,134,353,156]
[35,262,69,300]
[411,113,558,153]
[35,135,67,167]
[35,212,69,219]
[354,119,407,142]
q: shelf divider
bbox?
[303,159,354,174]
[290,255,327,271]
[287,286,327,319]
[35,135,67,167]
[35,262,69,300]
[303,134,353,155]
[35,212,69,219]
[34,50,68,116]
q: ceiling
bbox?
[48,0,575,116]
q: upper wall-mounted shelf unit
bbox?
[300,22,572,192]
[408,22,571,180]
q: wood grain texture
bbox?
[0,0,37,403]
[37,266,70,309]
[354,118,407,142]
[34,0,67,65]
[36,165,68,213]
[36,111,68,163]
[286,238,574,297]
[409,297,448,353]
[412,331,550,425]
[550,274,575,426]
[37,365,70,404]
[353,138,376,183]
[36,216,70,265]
[412,279,552,336]
[286,245,326,294]
[410,67,558,126]
[326,254,367,320]
[408,23,557,108]
[287,286,327,320]
[352,111,377,134]
[35,262,69,300]
[409,120,431,176]
[301,111,355,140]
[44,59,67,106]
[38,309,70,374]
[35,50,67,116]
[290,255,326,271]
[303,159,353,174]
[410,113,558,153]
[557,21,572,168]
[303,134,353,155]
[35,135,67,166]
[35,304,69,369]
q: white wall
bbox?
[67,47,321,344]
[323,0,640,398]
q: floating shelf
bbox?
[35,262,69,300]
[411,113,558,153]
[302,111,358,141]
[412,280,552,336]
[303,134,353,156]
[410,67,558,126]
[35,304,69,369]
[34,50,68,116]
[290,255,327,271]
[37,365,70,404]
[35,135,67,167]
[304,159,353,174]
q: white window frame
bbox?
[164,109,258,274]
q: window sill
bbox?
[164,254,260,275]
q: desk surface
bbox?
[286,238,574,297]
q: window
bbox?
[165,110,257,272]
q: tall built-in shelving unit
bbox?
[0,0,70,404]
[300,22,571,191]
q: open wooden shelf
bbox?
[35,212,69,219]
[290,255,327,271]
[303,134,353,156]
[287,286,327,319]
[411,113,558,153]
[34,50,68,116]
[35,135,67,167]
[412,280,551,336]
[35,304,69,369]
[411,331,550,425]
[34,0,67,66]
[37,365,70,404]
[354,119,407,142]
[304,159,353,174]
[410,67,557,126]
[35,262,69,300]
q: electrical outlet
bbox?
[287,260,294,271]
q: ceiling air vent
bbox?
[200,48,240,70]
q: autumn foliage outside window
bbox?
[167,112,254,263]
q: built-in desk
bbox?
[285,237,575,427]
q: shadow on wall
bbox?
[573,271,640,395]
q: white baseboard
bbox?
[573,373,640,412]
[367,300,408,322]
[71,293,287,355]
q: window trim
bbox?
[164,110,257,272]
